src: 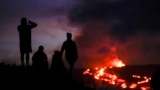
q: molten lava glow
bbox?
[129,83,137,89]
[110,58,125,67]
[83,66,151,90]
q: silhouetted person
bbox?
[60,32,78,79]
[17,17,37,67]
[32,45,48,72]
[50,50,67,76]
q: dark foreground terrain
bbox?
[0,62,160,90]
[0,62,95,90]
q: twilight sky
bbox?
[1,0,160,68]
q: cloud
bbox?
[68,0,160,40]
[67,0,160,68]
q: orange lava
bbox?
[83,60,151,90]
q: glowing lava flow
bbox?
[83,60,151,90]
[109,58,125,67]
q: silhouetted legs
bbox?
[20,52,30,67]
[68,63,75,90]
[69,63,74,79]
[20,52,25,66]
[26,52,29,67]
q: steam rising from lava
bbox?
[74,21,123,68]
[68,0,160,68]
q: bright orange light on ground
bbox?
[83,58,151,90]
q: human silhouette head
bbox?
[38,45,44,52]
[21,17,27,25]
[67,32,72,40]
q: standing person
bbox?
[32,45,48,72]
[60,32,78,79]
[17,17,37,67]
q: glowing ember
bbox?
[121,83,127,88]
[129,83,137,89]
[83,66,151,90]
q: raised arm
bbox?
[28,20,37,28]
